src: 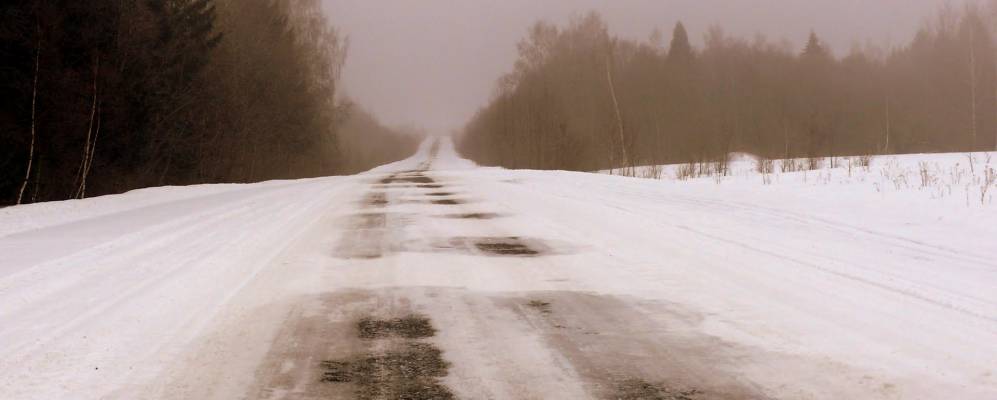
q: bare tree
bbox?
[992,0,997,150]
[79,103,101,199]
[884,94,891,153]
[74,55,100,199]
[605,39,629,174]
[16,22,41,205]
[969,16,979,149]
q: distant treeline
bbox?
[338,104,423,174]
[459,5,997,171]
[1,0,417,206]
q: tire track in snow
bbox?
[0,178,348,400]
[506,177,997,325]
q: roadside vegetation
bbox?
[611,152,997,207]
[1,0,418,206]
[458,4,997,175]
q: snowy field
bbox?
[1,141,996,399]
[607,151,997,207]
[604,152,997,262]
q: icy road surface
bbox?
[1,139,996,399]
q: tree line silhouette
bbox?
[1,0,417,205]
[458,5,997,172]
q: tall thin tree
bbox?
[969,19,978,149]
[74,54,99,199]
[605,39,629,174]
[16,22,41,205]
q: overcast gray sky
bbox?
[322,0,945,135]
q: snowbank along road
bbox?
[1,139,996,399]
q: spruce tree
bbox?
[802,30,828,59]
[667,21,693,64]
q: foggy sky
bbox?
[322,0,945,135]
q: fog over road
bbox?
[1,139,996,399]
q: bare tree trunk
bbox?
[969,27,978,150]
[31,161,41,203]
[654,117,663,162]
[884,94,891,154]
[16,25,41,205]
[829,129,836,168]
[79,102,101,198]
[605,43,629,174]
[75,54,100,199]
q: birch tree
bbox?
[16,22,41,205]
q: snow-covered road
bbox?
[1,140,996,399]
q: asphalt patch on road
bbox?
[418,184,444,189]
[384,176,435,185]
[320,343,453,400]
[431,199,462,205]
[379,172,436,185]
[358,315,436,339]
[417,236,552,257]
[498,292,772,400]
[351,212,388,229]
[614,378,701,400]
[323,313,455,400]
[473,236,539,256]
[527,300,553,314]
[439,212,502,220]
[372,184,417,190]
[362,192,388,208]
[426,192,456,196]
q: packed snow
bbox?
[1,140,995,399]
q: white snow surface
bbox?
[1,139,996,399]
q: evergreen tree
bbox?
[151,0,222,80]
[667,21,693,64]
[802,30,828,59]
[1,0,415,205]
